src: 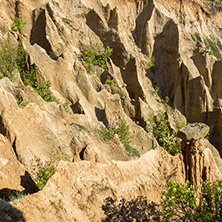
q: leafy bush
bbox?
[161,181,196,221]
[35,166,55,189]
[161,180,222,222]
[105,79,116,92]
[0,42,57,102]
[190,32,202,43]
[0,43,19,80]
[81,44,112,70]
[102,180,222,222]
[49,51,59,60]
[34,81,56,102]
[190,32,222,60]
[96,126,115,141]
[154,87,159,96]
[147,56,155,69]
[17,99,30,109]
[164,96,169,104]
[35,149,70,189]
[62,101,72,115]
[146,112,181,155]
[204,37,222,60]
[96,121,131,144]
[11,17,26,31]
[117,121,131,145]
[96,121,139,157]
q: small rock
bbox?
[177,123,209,142]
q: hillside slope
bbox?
[0,0,222,221]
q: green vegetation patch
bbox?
[35,166,55,189]
[8,191,25,202]
[161,180,222,221]
[70,122,90,133]
[96,121,140,157]
[11,17,26,32]
[190,32,222,60]
[0,41,57,102]
[105,79,116,92]
[81,44,112,71]
[124,144,140,157]
[102,180,222,221]
[146,112,181,155]
[35,149,70,189]
[147,56,155,69]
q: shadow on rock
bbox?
[102,196,162,221]
[0,199,25,222]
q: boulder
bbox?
[177,123,209,142]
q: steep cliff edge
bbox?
[0,0,222,221]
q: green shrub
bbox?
[105,79,116,91]
[161,181,196,221]
[164,96,169,104]
[191,32,202,43]
[161,180,222,222]
[0,42,57,102]
[0,43,19,80]
[117,121,131,145]
[154,87,159,96]
[81,44,112,70]
[62,101,72,114]
[102,180,222,221]
[96,121,131,144]
[204,37,222,60]
[35,166,55,189]
[190,32,222,60]
[96,126,115,141]
[147,56,155,69]
[146,112,181,155]
[62,17,72,24]
[17,99,30,109]
[34,81,56,102]
[11,17,26,31]
[96,121,140,157]
[35,149,70,189]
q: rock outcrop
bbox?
[0,0,221,221]
[178,123,222,188]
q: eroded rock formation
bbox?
[0,0,222,220]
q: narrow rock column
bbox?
[177,123,210,187]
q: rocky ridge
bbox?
[0,0,222,221]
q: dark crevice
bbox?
[20,171,39,194]
[70,101,85,114]
[95,107,108,127]
[79,147,86,160]
[30,9,53,54]
[202,166,207,181]
[0,171,39,202]
[0,115,7,137]
[12,138,19,161]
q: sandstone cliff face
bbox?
[0,0,222,221]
